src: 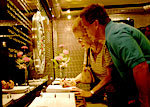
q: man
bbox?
[79,3,150,107]
[71,17,128,107]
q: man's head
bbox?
[80,4,110,25]
[79,4,111,41]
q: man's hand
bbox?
[71,87,92,98]
[60,79,76,88]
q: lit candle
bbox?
[2,41,6,47]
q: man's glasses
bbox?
[78,37,83,42]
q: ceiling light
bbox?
[127,17,130,20]
[143,5,150,11]
[2,41,6,47]
[67,15,71,19]
[67,9,70,13]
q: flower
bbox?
[55,56,63,61]
[59,44,65,48]
[23,57,30,62]
[52,44,70,70]
[21,46,28,49]
[16,46,33,69]
[63,49,69,55]
[17,51,23,57]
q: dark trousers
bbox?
[106,87,140,107]
[90,70,140,107]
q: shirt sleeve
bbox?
[110,29,146,69]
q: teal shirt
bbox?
[105,21,150,81]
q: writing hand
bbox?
[71,87,92,98]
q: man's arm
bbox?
[133,61,149,107]
[74,73,82,84]
[72,67,112,98]
[90,67,112,95]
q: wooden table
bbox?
[29,82,87,107]
[29,93,76,107]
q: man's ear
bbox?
[94,20,99,30]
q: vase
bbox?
[60,71,63,78]
[59,68,65,79]
[25,68,28,84]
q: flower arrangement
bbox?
[16,46,33,69]
[52,44,70,71]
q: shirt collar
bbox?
[105,21,114,38]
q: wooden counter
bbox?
[2,79,48,107]
[29,78,87,107]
